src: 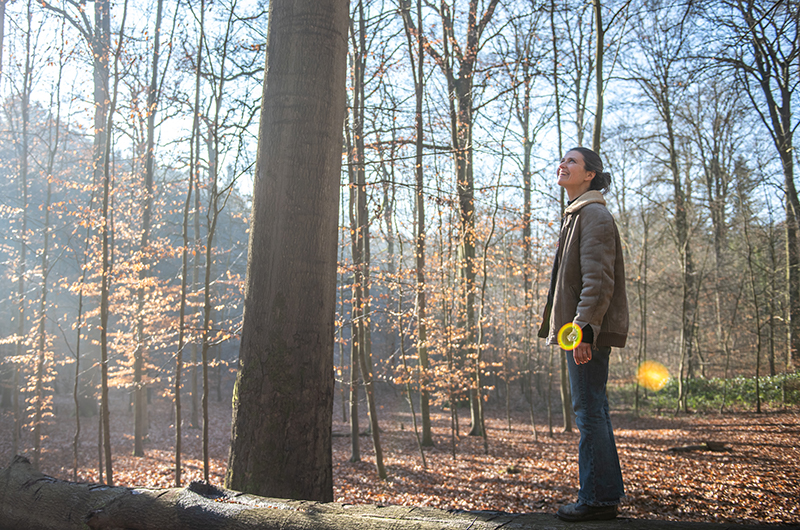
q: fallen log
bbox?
[0,455,777,530]
[667,441,731,453]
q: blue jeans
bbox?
[567,345,624,506]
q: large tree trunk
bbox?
[225,0,348,502]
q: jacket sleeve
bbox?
[573,206,616,344]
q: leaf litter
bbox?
[1,391,797,525]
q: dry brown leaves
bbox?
[1,391,797,525]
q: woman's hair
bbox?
[568,146,612,193]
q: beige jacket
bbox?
[538,191,628,348]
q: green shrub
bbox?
[609,372,800,413]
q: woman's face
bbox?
[557,150,595,200]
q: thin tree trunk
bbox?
[175,71,198,485]
[0,0,6,81]
[200,216,215,482]
[550,0,572,433]
[73,232,89,481]
[400,0,433,448]
[200,0,238,480]
[673,146,695,414]
[413,0,433,448]
[591,0,604,153]
[337,228,347,424]
[189,2,205,433]
[11,0,34,459]
[347,1,384,478]
[176,0,204,479]
[402,0,499,437]
[475,172,504,454]
[200,122,222,481]
[397,236,427,468]
[99,0,125,485]
[635,211,649,416]
[0,0,9,411]
[546,347,554,436]
[133,0,163,458]
[32,26,65,468]
[344,107,360,463]
[32,168,53,472]
[437,198,458,459]
[739,186,762,413]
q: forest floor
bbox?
[0,388,798,526]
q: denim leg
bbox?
[566,346,624,506]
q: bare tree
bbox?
[626,1,699,411]
[590,0,630,153]
[399,0,434,447]
[345,0,386,479]
[401,0,500,437]
[680,78,747,378]
[714,0,800,371]
[7,0,34,458]
[31,12,67,470]
[132,0,165,459]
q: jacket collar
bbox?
[565,190,606,215]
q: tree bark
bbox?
[225,0,348,502]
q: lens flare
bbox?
[557,323,583,351]
[637,360,670,391]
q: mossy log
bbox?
[0,455,782,530]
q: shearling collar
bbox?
[564,190,606,215]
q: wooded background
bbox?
[0,0,798,489]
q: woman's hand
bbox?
[572,342,593,365]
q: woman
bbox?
[538,147,628,522]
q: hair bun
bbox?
[592,171,612,193]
